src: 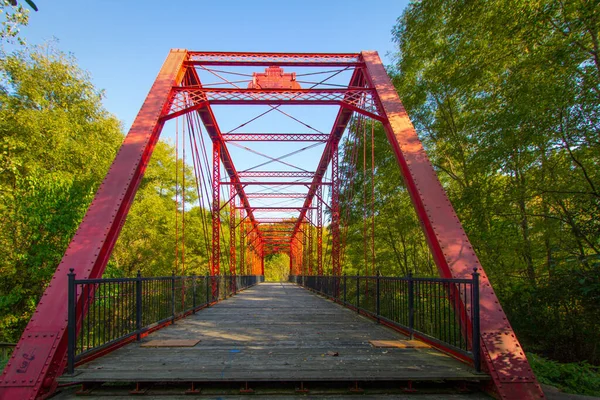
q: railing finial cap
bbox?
[69,268,74,273]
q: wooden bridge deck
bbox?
[60,282,488,384]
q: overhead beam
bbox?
[238,171,315,178]
[222,181,329,186]
[222,133,329,142]
[186,51,360,66]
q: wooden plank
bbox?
[140,339,200,347]
[370,340,431,349]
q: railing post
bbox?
[67,268,76,375]
[206,272,210,306]
[136,270,142,341]
[192,274,197,313]
[472,268,481,372]
[343,273,347,306]
[171,272,176,324]
[356,274,360,313]
[376,271,381,323]
[408,271,414,339]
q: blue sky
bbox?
[20,0,410,220]
[22,0,408,130]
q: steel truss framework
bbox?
[0,50,544,400]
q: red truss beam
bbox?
[246,193,306,199]
[291,66,365,250]
[167,87,383,122]
[238,171,315,178]
[181,67,264,270]
[229,186,236,279]
[237,207,315,212]
[222,133,329,142]
[186,51,360,66]
[222,181,325,186]
[256,221,296,224]
[0,50,189,400]
[361,51,543,398]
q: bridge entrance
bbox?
[1,51,543,399]
[59,283,487,396]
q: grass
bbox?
[529,353,600,396]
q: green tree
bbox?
[0,45,123,342]
[391,0,600,363]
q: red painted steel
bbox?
[308,209,314,275]
[167,87,383,121]
[222,181,324,186]
[362,51,543,399]
[239,203,245,275]
[222,133,329,142]
[181,68,263,251]
[212,142,221,279]
[229,186,237,277]
[237,171,315,178]
[0,50,188,400]
[248,66,301,89]
[289,68,364,244]
[246,193,306,199]
[330,139,340,276]
[317,185,323,275]
[186,51,360,66]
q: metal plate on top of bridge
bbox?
[369,340,431,348]
[140,339,200,347]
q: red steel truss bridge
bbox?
[0,51,545,399]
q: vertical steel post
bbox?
[356,274,360,313]
[376,271,380,323]
[408,272,414,339]
[171,272,176,324]
[331,144,340,276]
[472,268,481,372]
[212,141,221,299]
[239,204,245,275]
[316,185,323,275]
[192,274,197,313]
[302,225,307,276]
[67,269,76,375]
[229,186,237,290]
[308,209,313,275]
[206,272,210,306]
[136,270,142,341]
[343,273,347,305]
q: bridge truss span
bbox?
[0,50,544,400]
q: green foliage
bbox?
[391,0,600,365]
[0,45,123,342]
[529,353,600,396]
[264,253,289,282]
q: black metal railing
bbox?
[67,271,263,373]
[290,271,480,371]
